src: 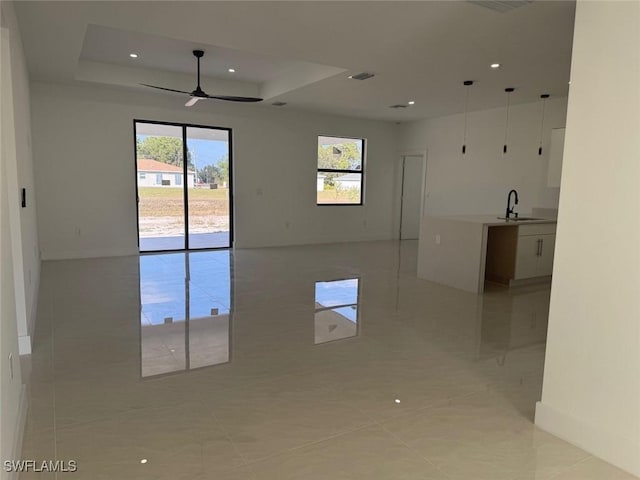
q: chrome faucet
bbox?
[505,189,519,219]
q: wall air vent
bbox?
[389,104,408,109]
[467,0,533,13]
[349,72,375,81]
[271,101,287,107]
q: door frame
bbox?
[133,119,234,252]
[398,150,428,240]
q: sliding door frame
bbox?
[133,119,234,252]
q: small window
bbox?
[139,172,146,180]
[155,173,163,185]
[317,136,364,205]
[175,174,182,186]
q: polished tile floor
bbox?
[21,241,635,479]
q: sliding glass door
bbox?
[186,127,231,249]
[135,121,232,251]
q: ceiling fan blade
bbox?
[141,52,264,104]
[203,94,263,103]
[185,97,200,107]
[140,84,191,95]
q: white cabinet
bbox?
[514,224,556,280]
[547,128,565,187]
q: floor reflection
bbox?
[139,250,232,377]
[478,283,550,365]
[314,278,360,344]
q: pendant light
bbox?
[461,80,474,155]
[503,87,515,155]
[537,94,550,155]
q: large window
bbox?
[317,135,364,205]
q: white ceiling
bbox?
[14,1,576,122]
[80,25,334,84]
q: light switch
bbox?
[435,234,441,245]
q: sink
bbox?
[497,217,545,222]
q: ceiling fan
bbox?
[141,50,263,107]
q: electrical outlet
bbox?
[435,234,441,245]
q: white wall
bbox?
[1,1,40,354]
[31,82,399,259]
[535,1,640,476]
[399,97,567,217]
[0,21,27,478]
[0,104,24,477]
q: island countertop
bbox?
[417,214,557,293]
[425,214,557,226]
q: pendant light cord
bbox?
[462,80,473,155]
[504,91,511,148]
[538,94,550,155]
[538,99,547,146]
[463,86,470,145]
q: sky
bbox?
[187,139,229,168]
[137,134,229,169]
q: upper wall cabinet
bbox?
[547,128,565,188]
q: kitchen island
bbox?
[417,214,557,294]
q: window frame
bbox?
[316,135,365,206]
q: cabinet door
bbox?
[536,234,556,276]
[515,236,540,279]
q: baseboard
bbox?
[17,335,31,355]
[535,401,640,477]
[509,276,552,288]
[8,385,28,480]
[41,246,139,260]
[235,234,394,249]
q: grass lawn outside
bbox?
[138,187,229,236]
[317,189,361,204]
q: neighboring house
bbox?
[334,173,361,190]
[317,173,325,192]
[137,158,195,188]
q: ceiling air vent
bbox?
[271,102,287,107]
[467,0,533,13]
[349,72,375,81]
[389,104,408,109]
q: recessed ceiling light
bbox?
[140,459,148,464]
[129,53,138,58]
[490,63,501,69]
[228,68,235,73]
[408,101,415,105]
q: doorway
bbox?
[135,120,233,252]
[399,154,426,240]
